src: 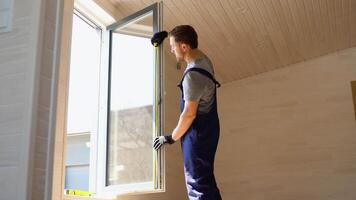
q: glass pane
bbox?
[65,165,90,191]
[67,13,101,134]
[65,12,101,192]
[107,12,155,186]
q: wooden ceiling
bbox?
[97,0,356,84]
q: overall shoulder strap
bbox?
[180,67,221,88]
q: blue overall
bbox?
[178,67,222,200]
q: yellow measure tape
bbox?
[66,189,93,196]
[153,45,159,188]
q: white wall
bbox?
[0,0,46,199]
[32,0,68,199]
[0,0,66,199]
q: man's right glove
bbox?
[153,135,174,150]
[151,31,168,47]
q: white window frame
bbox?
[67,8,103,194]
[89,2,165,197]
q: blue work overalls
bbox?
[178,67,222,200]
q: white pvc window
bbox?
[107,33,154,186]
[95,2,164,197]
[65,3,164,197]
[65,10,101,193]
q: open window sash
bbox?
[94,2,164,197]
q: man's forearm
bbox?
[171,111,196,141]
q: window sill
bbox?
[64,194,112,200]
[63,189,165,200]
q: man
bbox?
[153,25,222,200]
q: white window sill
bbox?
[63,189,165,200]
[64,195,108,200]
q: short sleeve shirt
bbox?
[182,55,216,113]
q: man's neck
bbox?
[184,49,204,64]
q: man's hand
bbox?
[153,135,174,150]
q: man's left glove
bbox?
[153,135,175,150]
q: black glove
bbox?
[151,31,168,47]
[153,135,174,150]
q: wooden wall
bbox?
[216,47,356,200]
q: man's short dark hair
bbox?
[169,25,198,49]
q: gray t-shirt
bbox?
[182,55,216,113]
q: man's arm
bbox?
[171,100,199,141]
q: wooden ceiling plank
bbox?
[139,0,154,7]
[340,0,352,49]
[326,0,338,52]
[287,0,313,60]
[243,0,282,72]
[112,0,127,15]
[203,0,237,46]
[277,0,306,61]
[237,0,267,46]
[181,0,231,68]
[248,0,284,70]
[311,0,332,57]
[166,0,234,81]
[310,0,330,56]
[273,0,302,62]
[204,6,247,80]
[301,0,323,57]
[190,0,232,46]
[334,0,345,51]
[125,1,143,14]
[345,0,353,48]
[180,0,225,45]
[254,0,290,67]
[94,0,125,20]
[199,1,243,73]
[292,0,313,59]
[163,1,185,26]
[216,0,265,79]
[339,0,350,49]
[334,0,344,50]
[180,0,241,81]
[345,0,353,47]
[318,0,334,55]
[294,0,319,59]
[270,0,303,64]
[212,0,257,80]
[133,0,147,10]
[292,0,315,59]
[264,0,293,67]
[225,0,271,75]
[351,0,356,46]
[112,0,135,17]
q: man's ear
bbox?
[181,43,188,51]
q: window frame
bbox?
[93,2,165,197]
[65,9,103,194]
